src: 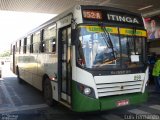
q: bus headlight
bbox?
[76,82,95,98]
[84,87,91,95]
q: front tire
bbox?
[44,78,54,106]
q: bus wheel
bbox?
[44,78,54,106]
[16,67,23,84]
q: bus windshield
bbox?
[77,25,146,69]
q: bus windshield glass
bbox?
[77,25,146,69]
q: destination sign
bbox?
[82,9,143,26]
[107,14,139,24]
[83,10,102,20]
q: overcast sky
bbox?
[0,11,56,53]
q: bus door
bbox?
[58,26,71,104]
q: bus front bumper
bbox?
[99,92,148,111]
[71,81,148,112]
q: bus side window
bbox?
[52,38,56,53]
[30,35,33,53]
[15,42,17,53]
[23,38,27,54]
[27,36,31,53]
[20,39,24,54]
[19,40,21,54]
[39,30,45,53]
[40,41,45,53]
[44,24,56,53]
[33,31,40,53]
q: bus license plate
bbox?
[117,99,129,107]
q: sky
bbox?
[0,11,57,53]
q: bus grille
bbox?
[96,80,143,97]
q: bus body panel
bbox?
[75,67,98,98]
[16,52,58,91]
[142,67,149,92]
[37,53,58,80]
[51,81,58,101]
[57,15,72,29]
[71,46,77,81]
[73,5,83,24]
[17,54,36,86]
[71,80,100,112]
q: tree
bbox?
[0,50,10,57]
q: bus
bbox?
[11,5,149,112]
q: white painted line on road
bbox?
[149,105,160,111]
[102,114,124,120]
[8,85,23,104]
[0,104,48,113]
[0,81,15,107]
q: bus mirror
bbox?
[71,29,77,45]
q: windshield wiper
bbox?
[132,27,137,55]
[126,37,130,57]
[98,24,116,59]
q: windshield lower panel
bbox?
[77,25,146,70]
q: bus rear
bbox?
[71,5,148,112]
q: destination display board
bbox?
[81,7,144,27]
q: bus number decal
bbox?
[134,75,141,80]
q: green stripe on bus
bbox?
[71,81,100,112]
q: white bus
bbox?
[11,5,149,112]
